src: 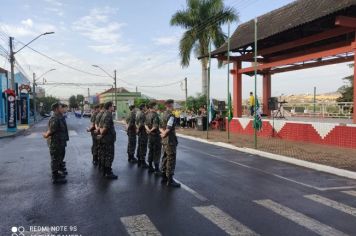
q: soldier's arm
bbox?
[160,116,174,138]
[43,118,57,138]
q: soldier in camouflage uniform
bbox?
[43,103,68,184]
[95,104,105,170]
[98,101,118,179]
[160,99,180,187]
[145,101,162,174]
[58,103,69,175]
[88,104,100,165]
[126,105,138,163]
[136,103,149,168]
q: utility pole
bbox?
[114,70,118,119]
[9,37,15,90]
[184,77,188,112]
[33,73,37,122]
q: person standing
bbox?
[59,103,69,175]
[43,103,68,184]
[249,91,255,117]
[98,101,118,179]
[145,101,162,174]
[136,103,149,168]
[88,104,100,165]
[95,104,105,170]
[160,99,180,187]
[126,105,138,163]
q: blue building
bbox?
[0,69,31,125]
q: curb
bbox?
[0,129,26,139]
[176,133,356,180]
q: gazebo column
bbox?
[353,39,356,124]
[263,73,271,116]
[232,61,242,117]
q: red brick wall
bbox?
[228,118,356,148]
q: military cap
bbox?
[51,102,60,111]
[148,101,157,109]
[129,105,135,110]
[165,99,174,105]
[139,103,146,110]
[104,101,113,110]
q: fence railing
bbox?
[242,102,353,119]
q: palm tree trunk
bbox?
[201,58,208,96]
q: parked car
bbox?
[83,110,91,118]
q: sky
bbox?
[0,0,353,100]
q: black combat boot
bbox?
[52,172,67,184]
[92,155,98,166]
[154,163,161,176]
[128,155,138,163]
[148,161,155,173]
[105,167,118,180]
[167,175,181,188]
[161,175,168,184]
[141,160,149,169]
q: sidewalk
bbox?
[0,124,28,139]
[177,128,356,172]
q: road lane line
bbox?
[254,199,348,236]
[305,194,356,217]
[181,145,325,191]
[342,190,356,197]
[193,205,259,236]
[120,214,161,236]
[175,180,208,202]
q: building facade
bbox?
[98,87,141,118]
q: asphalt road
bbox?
[0,115,356,236]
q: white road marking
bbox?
[193,205,259,236]
[254,199,348,236]
[25,133,40,138]
[181,145,355,191]
[342,190,356,197]
[120,214,161,236]
[175,180,208,202]
[305,194,356,217]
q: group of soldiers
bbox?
[125,99,180,187]
[44,99,180,187]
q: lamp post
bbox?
[33,68,56,122]
[92,65,118,119]
[7,32,54,131]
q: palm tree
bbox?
[171,0,238,95]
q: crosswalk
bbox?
[119,191,356,236]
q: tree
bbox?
[134,98,150,107]
[69,95,78,109]
[186,93,207,111]
[76,94,85,105]
[337,64,354,102]
[37,96,59,114]
[171,0,237,95]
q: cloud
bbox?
[0,19,56,37]
[21,19,33,28]
[44,0,63,7]
[153,35,179,46]
[72,7,130,54]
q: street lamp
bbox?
[92,65,117,119]
[9,31,55,90]
[6,31,54,131]
[33,68,56,122]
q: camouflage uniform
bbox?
[136,110,148,161]
[99,111,116,168]
[47,113,68,176]
[146,110,161,165]
[126,110,137,158]
[90,111,99,163]
[160,110,178,177]
[95,110,105,167]
[59,115,69,171]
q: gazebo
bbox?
[210,0,356,148]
